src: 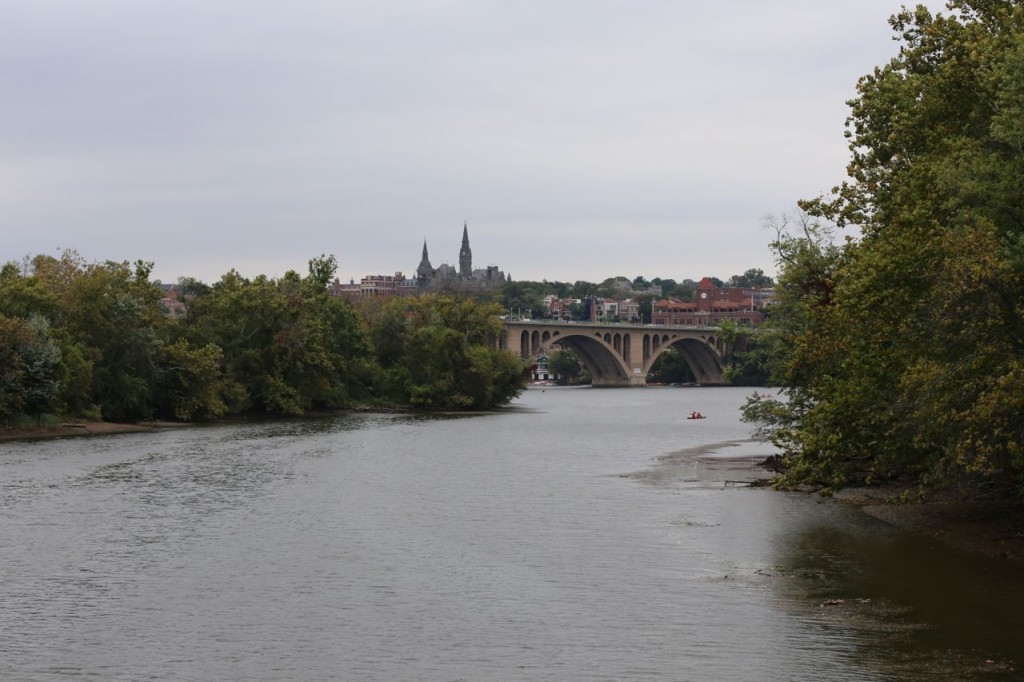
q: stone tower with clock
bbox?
[695,277,716,311]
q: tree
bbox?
[727,269,774,288]
[746,2,1024,497]
[366,294,526,410]
[0,315,61,423]
[638,296,654,324]
[547,348,585,385]
[675,280,697,301]
[596,277,628,298]
[156,340,240,420]
[499,280,549,319]
[569,281,598,299]
[18,315,62,417]
[19,254,170,421]
[181,261,374,415]
[652,278,678,297]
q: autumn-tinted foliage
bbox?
[745,1,1024,498]
[0,252,525,426]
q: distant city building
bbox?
[530,353,551,381]
[651,277,769,326]
[579,296,641,323]
[416,222,509,293]
[158,283,187,318]
[544,295,581,320]
[330,278,361,300]
[333,222,508,300]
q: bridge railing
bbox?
[503,319,721,332]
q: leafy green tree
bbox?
[18,315,62,417]
[181,258,374,415]
[1,249,523,424]
[0,316,31,422]
[547,348,585,385]
[0,317,44,422]
[568,281,597,299]
[727,269,774,288]
[675,280,697,301]
[747,2,1024,497]
[499,280,549,319]
[0,313,64,424]
[156,340,241,420]
[717,321,771,386]
[0,260,58,321]
[54,335,95,418]
[367,294,526,409]
[652,278,678,297]
[6,253,169,421]
[637,296,655,324]
[595,277,628,298]
[545,280,571,298]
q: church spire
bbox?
[459,221,472,278]
[417,239,433,281]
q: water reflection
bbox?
[771,508,1024,679]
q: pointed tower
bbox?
[416,240,433,283]
[459,221,472,279]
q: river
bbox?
[1,386,1021,681]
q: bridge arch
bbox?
[642,335,724,385]
[552,332,632,386]
[506,321,727,386]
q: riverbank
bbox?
[0,407,413,444]
[830,484,1024,566]
[0,420,188,442]
[652,443,1024,566]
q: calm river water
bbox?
[1,386,1022,681]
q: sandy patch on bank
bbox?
[624,439,779,488]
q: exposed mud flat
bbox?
[622,439,779,488]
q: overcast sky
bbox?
[2,1,938,286]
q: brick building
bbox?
[651,277,769,326]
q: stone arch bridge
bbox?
[502,320,728,387]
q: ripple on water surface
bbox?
[0,388,1021,681]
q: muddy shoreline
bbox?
[649,441,1024,567]
[625,439,1024,567]
[0,420,190,441]
[828,484,1024,566]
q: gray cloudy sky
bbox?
[3,1,934,286]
